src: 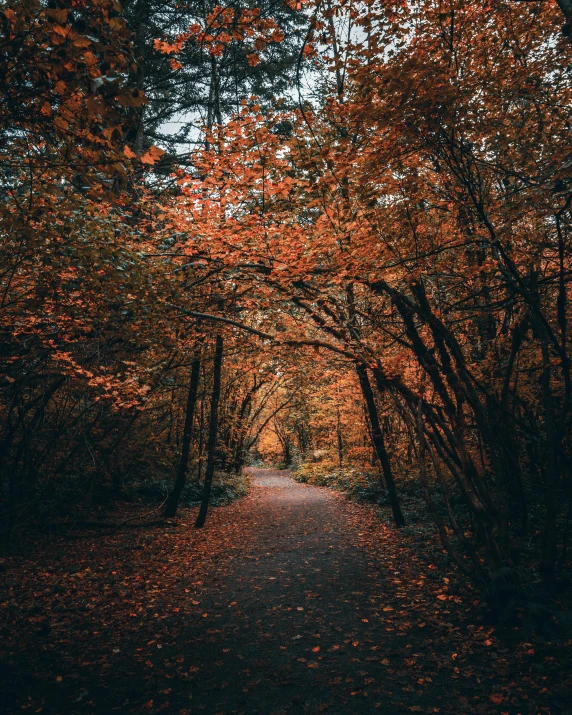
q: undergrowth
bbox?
[128,470,250,508]
[293,461,385,503]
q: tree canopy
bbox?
[2,0,572,609]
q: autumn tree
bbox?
[160,0,572,593]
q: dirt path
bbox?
[2,468,568,714]
[180,467,407,713]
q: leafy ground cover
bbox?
[1,468,570,714]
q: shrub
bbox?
[128,470,249,508]
[293,462,385,503]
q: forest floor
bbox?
[1,468,570,714]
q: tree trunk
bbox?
[195,336,223,529]
[555,0,572,34]
[356,363,405,527]
[538,334,559,581]
[165,353,201,518]
[336,403,343,467]
[197,366,206,482]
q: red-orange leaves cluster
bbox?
[153,3,285,63]
[1,0,143,183]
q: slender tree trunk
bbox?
[165,353,201,518]
[195,336,223,529]
[539,335,559,580]
[197,366,206,481]
[336,403,343,467]
[416,395,466,573]
[356,364,405,527]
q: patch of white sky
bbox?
[157,0,374,156]
[159,0,419,224]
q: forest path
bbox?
[178,466,412,714]
[128,468,494,715]
[3,468,560,714]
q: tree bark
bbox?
[555,0,572,34]
[336,403,344,468]
[538,334,559,581]
[356,363,405,527]
[164,353,201,518]
[195,335,223,529]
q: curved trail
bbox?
[187,468,389,712]
[6,468,557,714]
[176,469,452,713]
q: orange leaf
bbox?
[54,116,69,131]
[124,145,137,159]
[141,145,166,165]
